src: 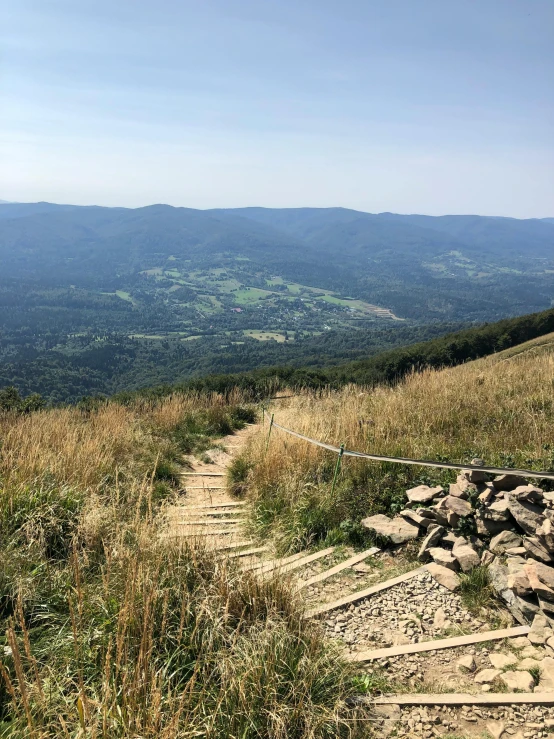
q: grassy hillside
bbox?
[0,393,360,737]
[238,345,554,553]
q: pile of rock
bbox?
[361,465,554,624]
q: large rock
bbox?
[399,509,435,529]
[537,518,554,551]
[435,495,472,517]
[533,561,554,590]
[490,530,522,554]
[535,657,554,693]
[417,525,445,562]
[462,468,487,484]
[489,653,517,669]
[474,668,502,684]
[452,538,480,573]
[426,563,461,591]
[475,510,510,537]
[488,560,530,624]
[450,474,478,499]
[485,499,512,521]
[523,537,554,563]
[405,485,444,505]
[428,547,459,571]
[506,496,545,536]
[478,484,496,505]
[493,474,528,491]
[513,485,544,504]
[361,514,420,544]
[499,670,535,692]
[525,561,554,603]
[507,569,533,598]
[528,613,551,645]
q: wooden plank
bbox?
[295,547,380,591]
[182,474,226,478]
[350,625,530,662]
[304,566,427,618]
[243,551,308,573]
[261,547,336,576]
[369,692,554,706]
[176,510,244,518]
[185,486,226,490]
[171,518,242,526]
[225,546,269,559]
[178,502,245,510]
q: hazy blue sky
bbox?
[2,0,553,216]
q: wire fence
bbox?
[266,417,554,482]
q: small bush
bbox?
[459,566,494,613]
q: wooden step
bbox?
[304,566,427,618]
[350,625,530,662]
[171,518,243,526]
[295,547,380,591]
[185,485,226,490]
[225,546,270,559]
[178,502,245,510]
[175,509,244,518]
[368,692,554,706]
[182,472,226,476]
[261,547,336,576]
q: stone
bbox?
[457,654,476,672]
[523,537,554,563]
[536,518,554,551]
[361,514,420,544]
[485,721,506,739]
[436,495,472,517]
[525,561,554,602]
[478,484,496,505]
[474,668,502,683]
[441,531,458,546]
[489,653,517,669]
[481,550,495,567]
[417,525,445,562]
[534,656,554,692]
[399,509,435,529]
[538,598,554,616]
[517,657,542,670]
[493,474,528,491]
[426,563,461,591]
[513,484,544,504]
[428,547,459,571]
[449,482,469,499]
[452,538,480,573]
[505,546,527,556]
[433,607,448,630]
[515,595,540,622]
[488,561,530,624]
[405,485,444,505]
[462,467,487,483]
[507,496,545,536]
[529,614,550,645]
[485,499,512,521]
[507,569,533,597]
[499,670,535,692]
[490,530,523,554]
[475,510,509,536]
[533,560,554,589]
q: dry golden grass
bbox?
[244,352,554,550]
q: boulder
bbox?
[489,653,517,669]
[507,569,533,598]
[475,510,510,536]
[446,511,460,528]
[499,670,535,692]
[533,561,554,590]
[435,495,473,517]
[426,563,461,591]
[361,514,420,544]
[474,668,502,684]
[488,560,530,624]
[515,595,541,622]
[505,546,527,557]
[523,537,554,563]
[399,509,435,529]
[506,496,545,536]
[534,656,554,693]
[485,499,512,521]
[513,485,544,504]
[536,518,554,551]
[481,550,495,567]
[462,468,487,484]
[417,525,445,562]
[428,547,459,571]
[478,484,496,505]
[405,485,444,505]
[450,474,479,499]
[517,657,542,670]
[528,614,550,645]
[493,474,528,491]
[490,530,522,554]
[452,538,480,573]
[525,561,554,603]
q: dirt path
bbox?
[162,423,261,552]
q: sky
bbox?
[1,0,553,217]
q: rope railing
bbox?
[266,417,554,482]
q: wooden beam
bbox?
[304,567,427,618]
[225,546,269,559]
[182,472,226,476]
[295,547,380,591]
[177,502,245,510]
[174,510,244,518]
[185,486,226,490]
[243,551,308,573]
[368,692,554,706]
[350,625,530,662]
[170,518,242,526]
[261,547,336,576]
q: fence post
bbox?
[331,444,345,495]
[265,413,275,451]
